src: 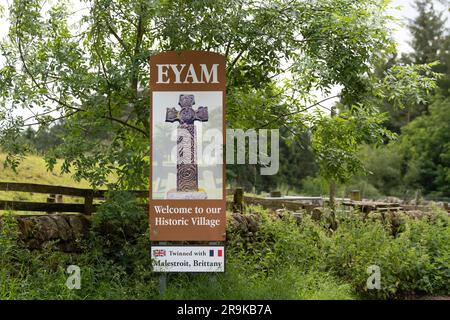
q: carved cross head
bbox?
[179,94,195,108]
[165,94,208,125]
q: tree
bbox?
[227,127,318,193]
[375,1,449,133]
[0,0,439,195]
[407,0,450,98]
[311,62,439,210]
[407,0,447,66]
[400,97,450,198]
[21,121,67,154]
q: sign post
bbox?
[149,51,226,274]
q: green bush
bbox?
[301,176,329,196]
[225,206,449,299]
[91,191,149,267]
[326,208,450,298]
[0,201,448,299]
[0,193,159,300]
[397,210,450,294]
[164,264,354,300]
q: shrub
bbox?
[90,191,149,267]
[164,252,354,300]
[0,202,448,299]
[325,208,450,298]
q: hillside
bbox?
[0,153,91,204]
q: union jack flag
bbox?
[153,249,166,257]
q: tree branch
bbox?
[22,108,65,123]
[259,95,341,128]
[227,50,245,75]
[106,22,130,54]
[103,115,148,137]
[224,39,232,59]
[15,20,84,114]
[14,15,147,138]
[22,110,81,127]
[131,12,145,95]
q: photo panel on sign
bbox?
[152,91,223,200]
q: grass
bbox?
[0,153,94,211]
[0,153,92,187]
[163,265,355,300]
[0,154,448,300]
[0,201,449,299]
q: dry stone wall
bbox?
[1,214,90,251]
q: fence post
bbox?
[270,190,282,197]
[84,191,94,215]
[233,188,243,212]
[46,194,56,214]
[350,190,361,201]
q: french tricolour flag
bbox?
[209,249,223,257]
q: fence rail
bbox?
[3,183,446,216]
[0,183,317,215]
[0,182,148,215]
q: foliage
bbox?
[311,105,395,185]
[300,175,330,196]
[22,122,65,154]
[0,194,156,299]
[91,191,148,265]
[399,97,450,197]
[343,96,450,200]
[353,144,404,198]
[300,172,383,199]
[0,203,449,299]
[229,206,450,299]
[407,0,447,66]
[0,0,409,190]
[328,209,450,298]
[307,56,441,199]
[0,211,20,265]
[378,0,450,133]
[227,128,317,193]
[375,63,442,109]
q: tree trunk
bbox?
[329,180,336,211]
[328,106,338,230]
[328,180,338,230]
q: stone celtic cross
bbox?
[166,94,208,192]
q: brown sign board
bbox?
[149,51,226,241]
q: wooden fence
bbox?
[0,183,317,215]
[5,183,444,216]
[0,182,148,215]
